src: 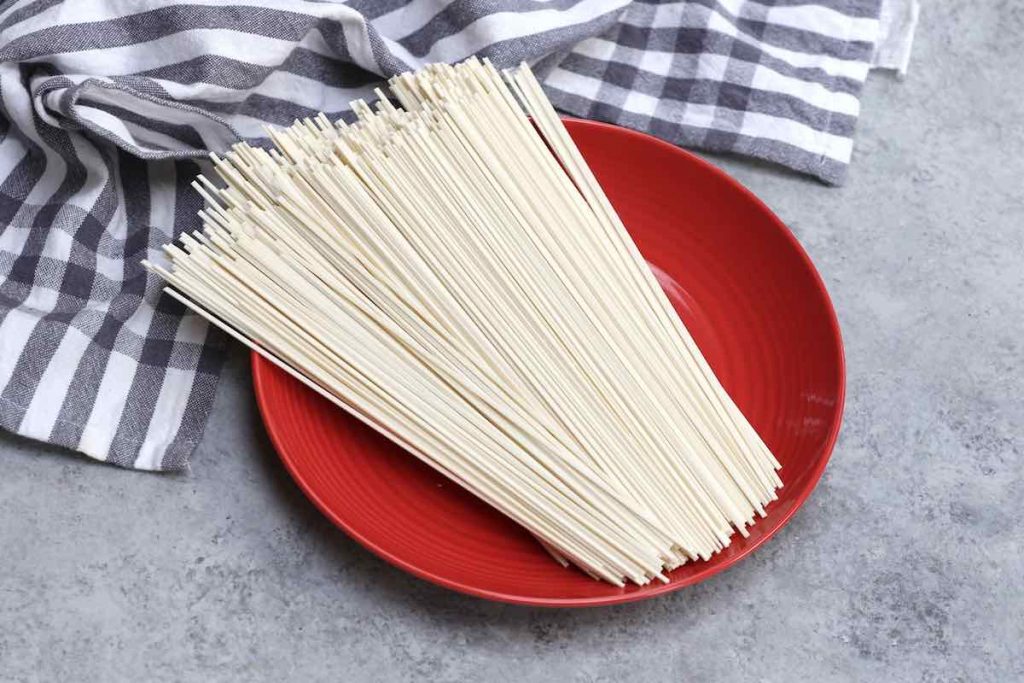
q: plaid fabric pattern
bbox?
[0,0,888,471]
[542,0,882,184]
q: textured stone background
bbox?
[1,3,1021,681]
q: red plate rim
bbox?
[250,119,846,607]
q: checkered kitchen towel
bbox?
[0,0,909,471]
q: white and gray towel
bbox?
[0,0,915,470]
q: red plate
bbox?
[252,119,845,606]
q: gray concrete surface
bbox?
[1,4,1022,681]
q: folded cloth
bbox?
[873,0,920,75]
[0,0,909,471]
[540,0,888,185]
